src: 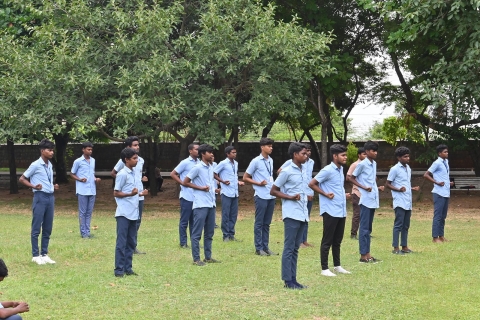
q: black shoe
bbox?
[203,258,221,263]
[350,235,358,240]
[214,224,219,229]
[115,273,124,278]
[126,271,138,276]
[293,278,308,289]
[284,281,303,290]
[223,237,231,242]
[134,248,146,254]
[369,257,382,263]
[193,260,206,266]
[392,250,405,255]
[255,250,269,256]
[180,244,189,249]
[265,249,279,256]
[230,236,242,242]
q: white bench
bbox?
[451,177,480,194]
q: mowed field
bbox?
[1,178,480,319]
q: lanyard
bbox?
[443,160,449,174]
[43,164,51,184]
[230,160,236,175]
[263,158,272,176]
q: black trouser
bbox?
[320,213,346,270]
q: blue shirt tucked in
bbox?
[71,155,96,196]
[187,161,217,209]
[174,156,198,202]
[273,162,309,222]
[352,158,379,209]
[115,156,145,201]
[387,162,412,210]
[214,158,239,198]
[280,158,315,196]
[314,162,347,217]
[114,167,139,220]
[245,155,275,200]
[23,157,54,193]
[428,157,450,198]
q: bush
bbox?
[346,142,358,166]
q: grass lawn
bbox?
[0,198,479,319]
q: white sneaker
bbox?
[334,266,351,274]
[32,256,46,265]
[321,269,337,277]
[41,255,56,264]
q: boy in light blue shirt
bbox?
[243,138,278,256]
[386,147,420,254]
[309,144,351,276]
[19,139,59,265]
[111,136,148,254]
[348,140,383,263]
[114,148,147,277]
[271,142,309,289]
[70,142,101,239]
[214,146,245,242]
[183,144,221,266]
[423,144,453,243]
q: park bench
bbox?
[451,177,480,194]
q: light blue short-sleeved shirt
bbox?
[281,158,315,196]
[23,157,54,193]
[187,161,217,209]
[387,162,412,210]
[428,157,450,198]
[214,158,239,198]
[115,156,145,201]
[274,163,309,222]
[245,155,275,200]
[114,167,139,220]
[314,162,347,217]
[174,156,198,202]
[352,158,379,209]
[71,155,96,196]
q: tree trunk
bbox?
[145,137,157,196]
[233,125,239,152]
[262,114,278,138]
[53,132,69,184]
[317,88,329,168]
[467,140,480,177]
[7,139,18,194]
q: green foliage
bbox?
[346,141,358,166]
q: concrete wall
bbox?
[0,141,473,171]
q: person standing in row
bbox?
[170,143,200,248]
[111,136,148,254]
[183,144,220,266]
[70,142,101,239]
[214,146,244,242]
[278,144,315,248]
[346,147,366,240]
[19,139,59,265]
[243,138,278,256]
[114,148,147,277]
[309,144,351,276]
[347,140,382,263]
[386,147,420,254]
[423,144,453,243]
[270,142,309,289]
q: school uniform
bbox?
[347,160,362,237]
[388,162,413,248]
[245,155,276,252]
[273,163,309,282]
[71,155,97,238]
[314,162,347,270]
[352,158,379,255]
[214,158,240,240]
[23,157,55,258]
[187,161,217,262]
[428,158,450,238]
[114,167,139,276]
[174,156,198,246]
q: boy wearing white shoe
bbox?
[309,144,351,277]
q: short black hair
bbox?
[259,137,274,146]
[81,141,94,149]
[198,144,214,157]
[288,142,306,158]
[188,143,200,151]
[330,144,347,158]
[303,143,311,150]
[436,144,448,154]
[357,147,365,155]
[124,136,139,148]
[38,139,55,150]
[364,140,379,151]
[120,148,138,163]
[225,146,236,155]
[0,258,8,277]
[395,146,410,158]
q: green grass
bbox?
[0,200,479,319]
